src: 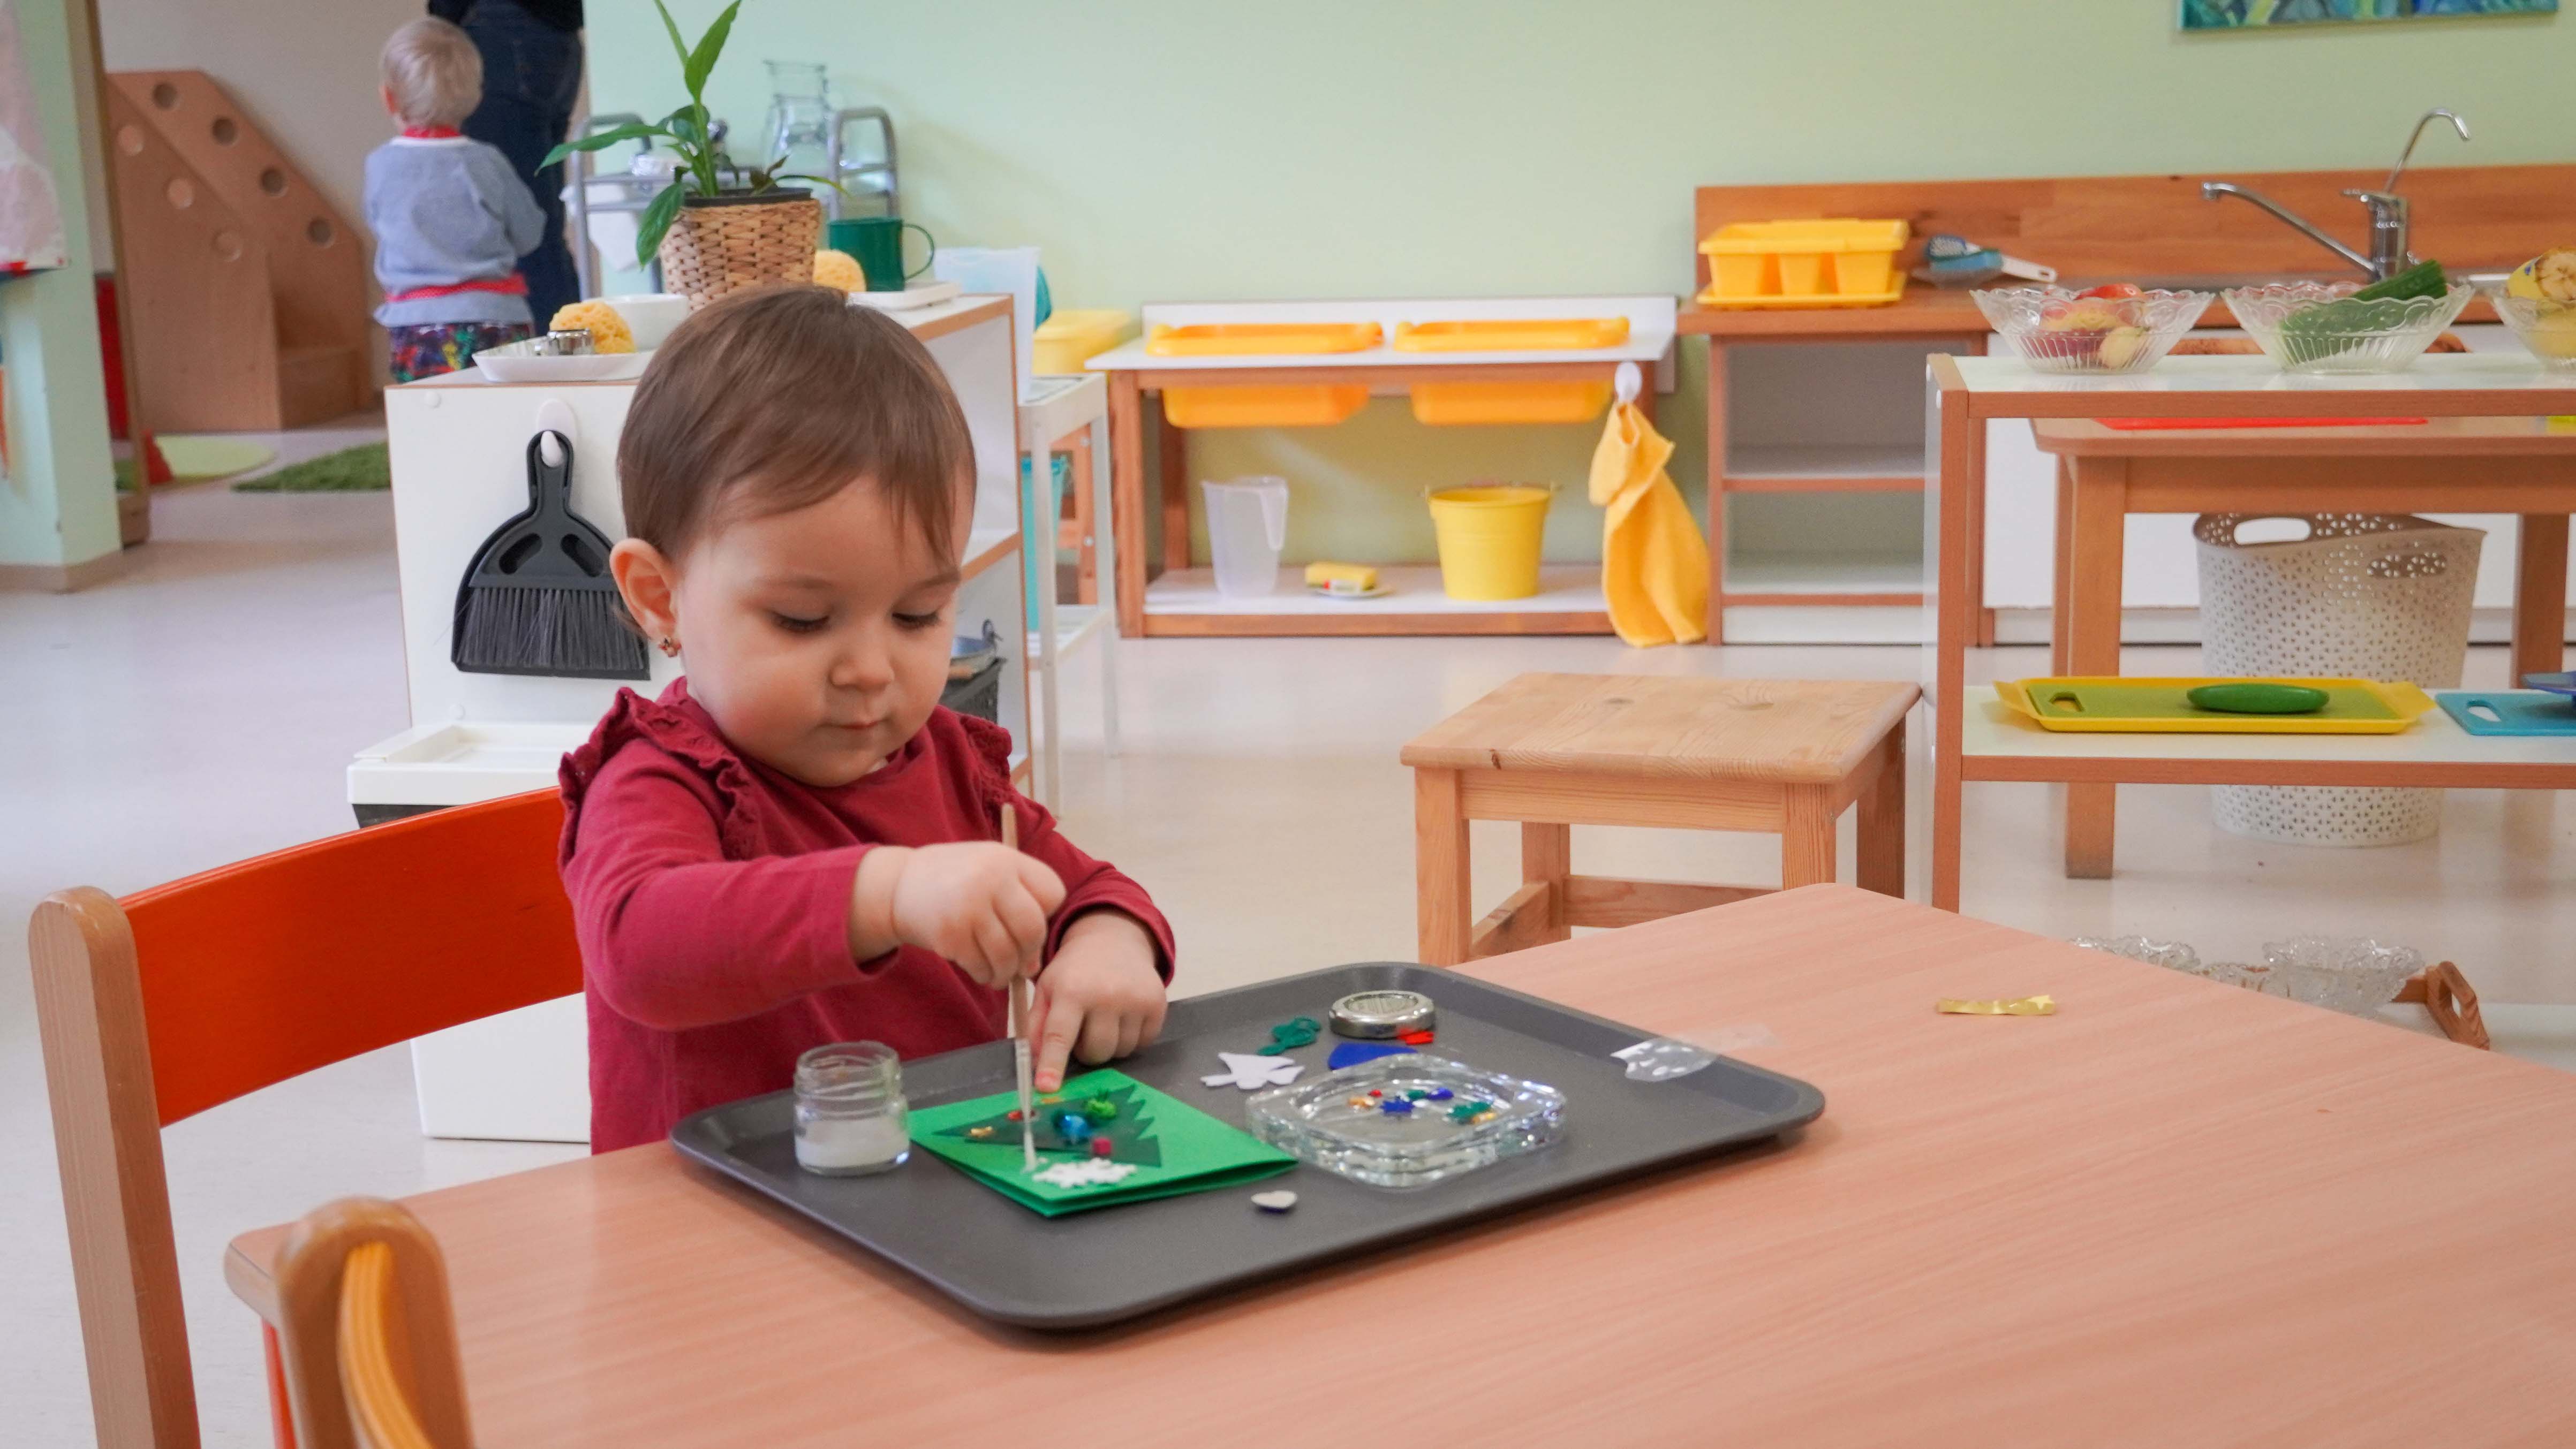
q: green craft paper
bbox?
[908,1068,1295,1217]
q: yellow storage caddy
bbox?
[1409,381,1612,426]
[1146,322,1383,356]
[1162,384,1370,429]
[1034,309,1136,374]
[1699,219,1909,309]
[1391,318,1630,351]
[1994,677,2435,734]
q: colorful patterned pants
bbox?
[387,321,533,383]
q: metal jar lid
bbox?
[1328,989,1435,1040]
[533,328,596,356]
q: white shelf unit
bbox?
[361,295,1028,1143]
[1965,696,2576,777]
[1018,373,1120,809]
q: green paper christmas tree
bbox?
[935,1082,1164,1168]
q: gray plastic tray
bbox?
[670,962,1824,1329]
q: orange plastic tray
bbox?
[1162,384,1370,429]
[1146,322,1383,356]
[1392,318,1630,352]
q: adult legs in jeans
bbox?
[460,2,584,324]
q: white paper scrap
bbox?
[1201,1051,1304,1090]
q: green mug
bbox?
[825,216,936,292]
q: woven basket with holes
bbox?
[2195,512,2483,847]
[658,192,823,310]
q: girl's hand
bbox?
[850,844,1066,988]
[1031,912,1167,1092]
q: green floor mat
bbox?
[232,442,390,492]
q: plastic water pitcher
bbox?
[1202,477,1289,598]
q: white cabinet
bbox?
[361,295,1026,1142]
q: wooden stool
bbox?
[1400,673,1918,965]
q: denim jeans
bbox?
[458,1,584,326]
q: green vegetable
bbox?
[2279,259,2449,340]
[2187,682,2328,715]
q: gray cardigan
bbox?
[364,134,547,328]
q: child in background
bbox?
[364,18,545,382]
[561,287,1173,1152]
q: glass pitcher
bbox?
[760,60,833,179]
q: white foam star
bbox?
[1200,1051,1304,1090]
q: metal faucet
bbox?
[2200,108,2470,280]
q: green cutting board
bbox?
[1997,677,2432,734]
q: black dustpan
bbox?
[450,429,649,680]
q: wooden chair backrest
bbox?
[1693,164,2576,291]
[272,1198,472,1449]
[29,790,578,1449]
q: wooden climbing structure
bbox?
[103,71,372,431]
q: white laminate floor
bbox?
[5,475,2572,1446]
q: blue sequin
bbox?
[1055,1111,1093,1142]
[1379,1099,1415,1115]
[1429,1087,1454,1101]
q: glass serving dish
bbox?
[1244,1053,1565,1189]
[2076,934,2421,1017]
[2223,281,2474,375]
[1970,286,2212,374]
[2483,287,2576,370]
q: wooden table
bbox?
[2029,415,2576,878]
[1087,297,1675,639]
[226,887,2576,1446]
[1929,354,2576,911]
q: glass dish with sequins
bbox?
[1243,1054,1565,1189]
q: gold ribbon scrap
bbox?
[1936,995,2057,1016]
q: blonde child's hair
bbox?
[380,18,482,129]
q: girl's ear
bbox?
[610,538,681,648]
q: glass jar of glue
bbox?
[794,1041,910,1175]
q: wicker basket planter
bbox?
[658,189,822,309]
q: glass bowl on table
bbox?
[2223,280,2474,375]
[2482,286,2576,370]
[1971,285,2212,374]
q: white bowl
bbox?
[472,340,650,384]
[606,293,691,351]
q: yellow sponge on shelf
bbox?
[1304,561,1378,594]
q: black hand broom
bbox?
[450,429,649,680]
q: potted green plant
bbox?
[545,1,835,308]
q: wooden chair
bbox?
[271,1199,471,1449]
[30,790,580,1449]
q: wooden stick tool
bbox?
[1000,803,1037,1171]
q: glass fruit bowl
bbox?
[1971,286,2212,374]
[2076,933,2422,1017]
[2223,280,2473,375]
[2484,287,2576,370]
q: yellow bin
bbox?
[1427,485,1551,600]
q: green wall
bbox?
[593,0,2573,567]
[1,0,117,575]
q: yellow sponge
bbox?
[547,300,633,354]
[812,249,866,294]
[1304,561,1378,594]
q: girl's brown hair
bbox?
[617,285,974,562]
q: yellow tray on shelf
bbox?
[1409,381,1612,426]
[1995,678,2435,734]
[1146,322,1383,356]
[1391,318,1630,351]
[1162,384,1369,429]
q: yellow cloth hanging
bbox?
[1588,399,1709,647]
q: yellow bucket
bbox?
[1426,485,1552,601]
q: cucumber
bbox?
[2187,682,2328,715]
[2279,258,2449,342]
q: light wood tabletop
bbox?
[2032,415,2576,457]
[1399,673,1917,784]
[225,887,2576,1447]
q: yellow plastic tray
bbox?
[1162,384,1369,429]
[1146,322,1383,356]
[1391,318,1630,352]
[1699,218,1908,309]
[1409,381,1611,426]
[1995,677,2435,734]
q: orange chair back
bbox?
[123,790,582,1125]
[30,790,580,1449]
